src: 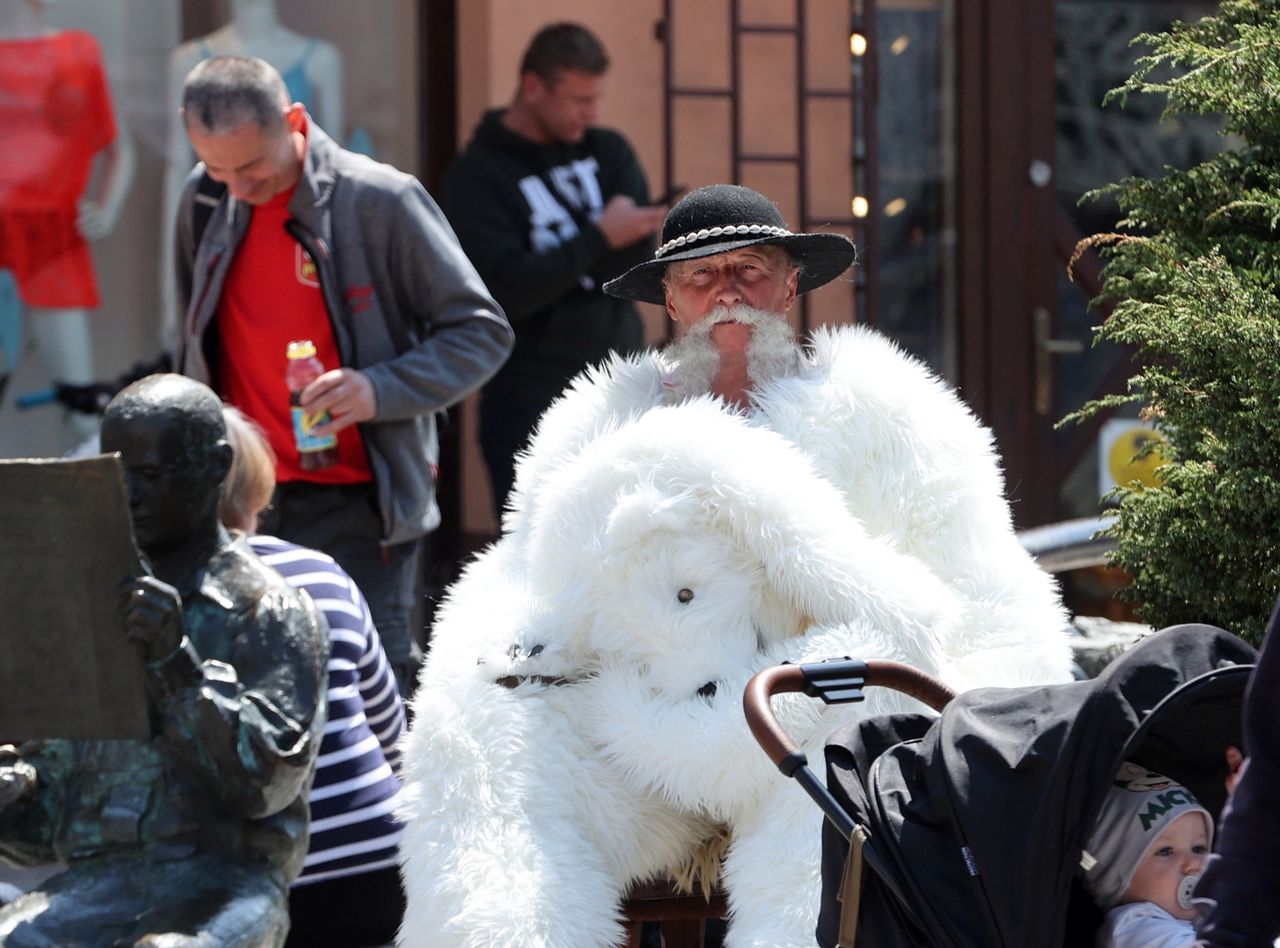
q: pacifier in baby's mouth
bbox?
[1177,873,1201,910]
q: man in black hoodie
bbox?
[441,22,665,517]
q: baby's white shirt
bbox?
[1096,902,1195,948]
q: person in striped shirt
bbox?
[220,405,406,948]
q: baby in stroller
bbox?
[1082,762,1213,947]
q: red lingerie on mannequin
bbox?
[0,30,118,309]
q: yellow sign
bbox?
[1099,419,1169,494]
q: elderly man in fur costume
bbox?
[397,185,1073,947]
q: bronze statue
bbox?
[0,375,329,947]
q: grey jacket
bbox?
[175,122,513,545]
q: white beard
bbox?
[662,305,802,398]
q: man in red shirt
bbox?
[174,56,513,693]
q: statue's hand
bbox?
[120,576,185,664]
[0,747,36,810]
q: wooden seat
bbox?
[622,878,727,948]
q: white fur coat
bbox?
[397,325,1071,947]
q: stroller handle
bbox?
[744,659,956,775]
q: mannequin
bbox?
[0,0,136,441]
[159,0,343,350]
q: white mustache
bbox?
[664,305,800,397]
[684,305,783,336]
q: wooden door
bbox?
[963,0,1225,528]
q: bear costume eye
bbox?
[677,588,694,603]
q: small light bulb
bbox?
[851,196,870,218]
[849,32,868,57]
[884,197,907,217]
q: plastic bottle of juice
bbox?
[285,340,339,470]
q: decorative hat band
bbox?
[654,223,793,258]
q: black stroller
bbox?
[743,624,1256,947]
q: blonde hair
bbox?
[218,406,276,532]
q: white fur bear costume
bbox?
[398,326,1072,947]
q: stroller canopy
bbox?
[820,624,1255,948]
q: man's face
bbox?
[1121,811,1210,921]
[101,415,216,556]
[664,246,798,331]
[523,69,603,144]
[185,104,305,205]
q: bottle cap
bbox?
[287,340,318,359]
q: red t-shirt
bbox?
[216,179,372,485]
[0,30,117,308]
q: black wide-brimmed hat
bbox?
[602,184,857,305]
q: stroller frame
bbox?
[744,658,956,946]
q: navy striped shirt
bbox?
[249,535,405,886]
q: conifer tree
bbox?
[1068,0,1280,644]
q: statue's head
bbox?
[100,374,232,557]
